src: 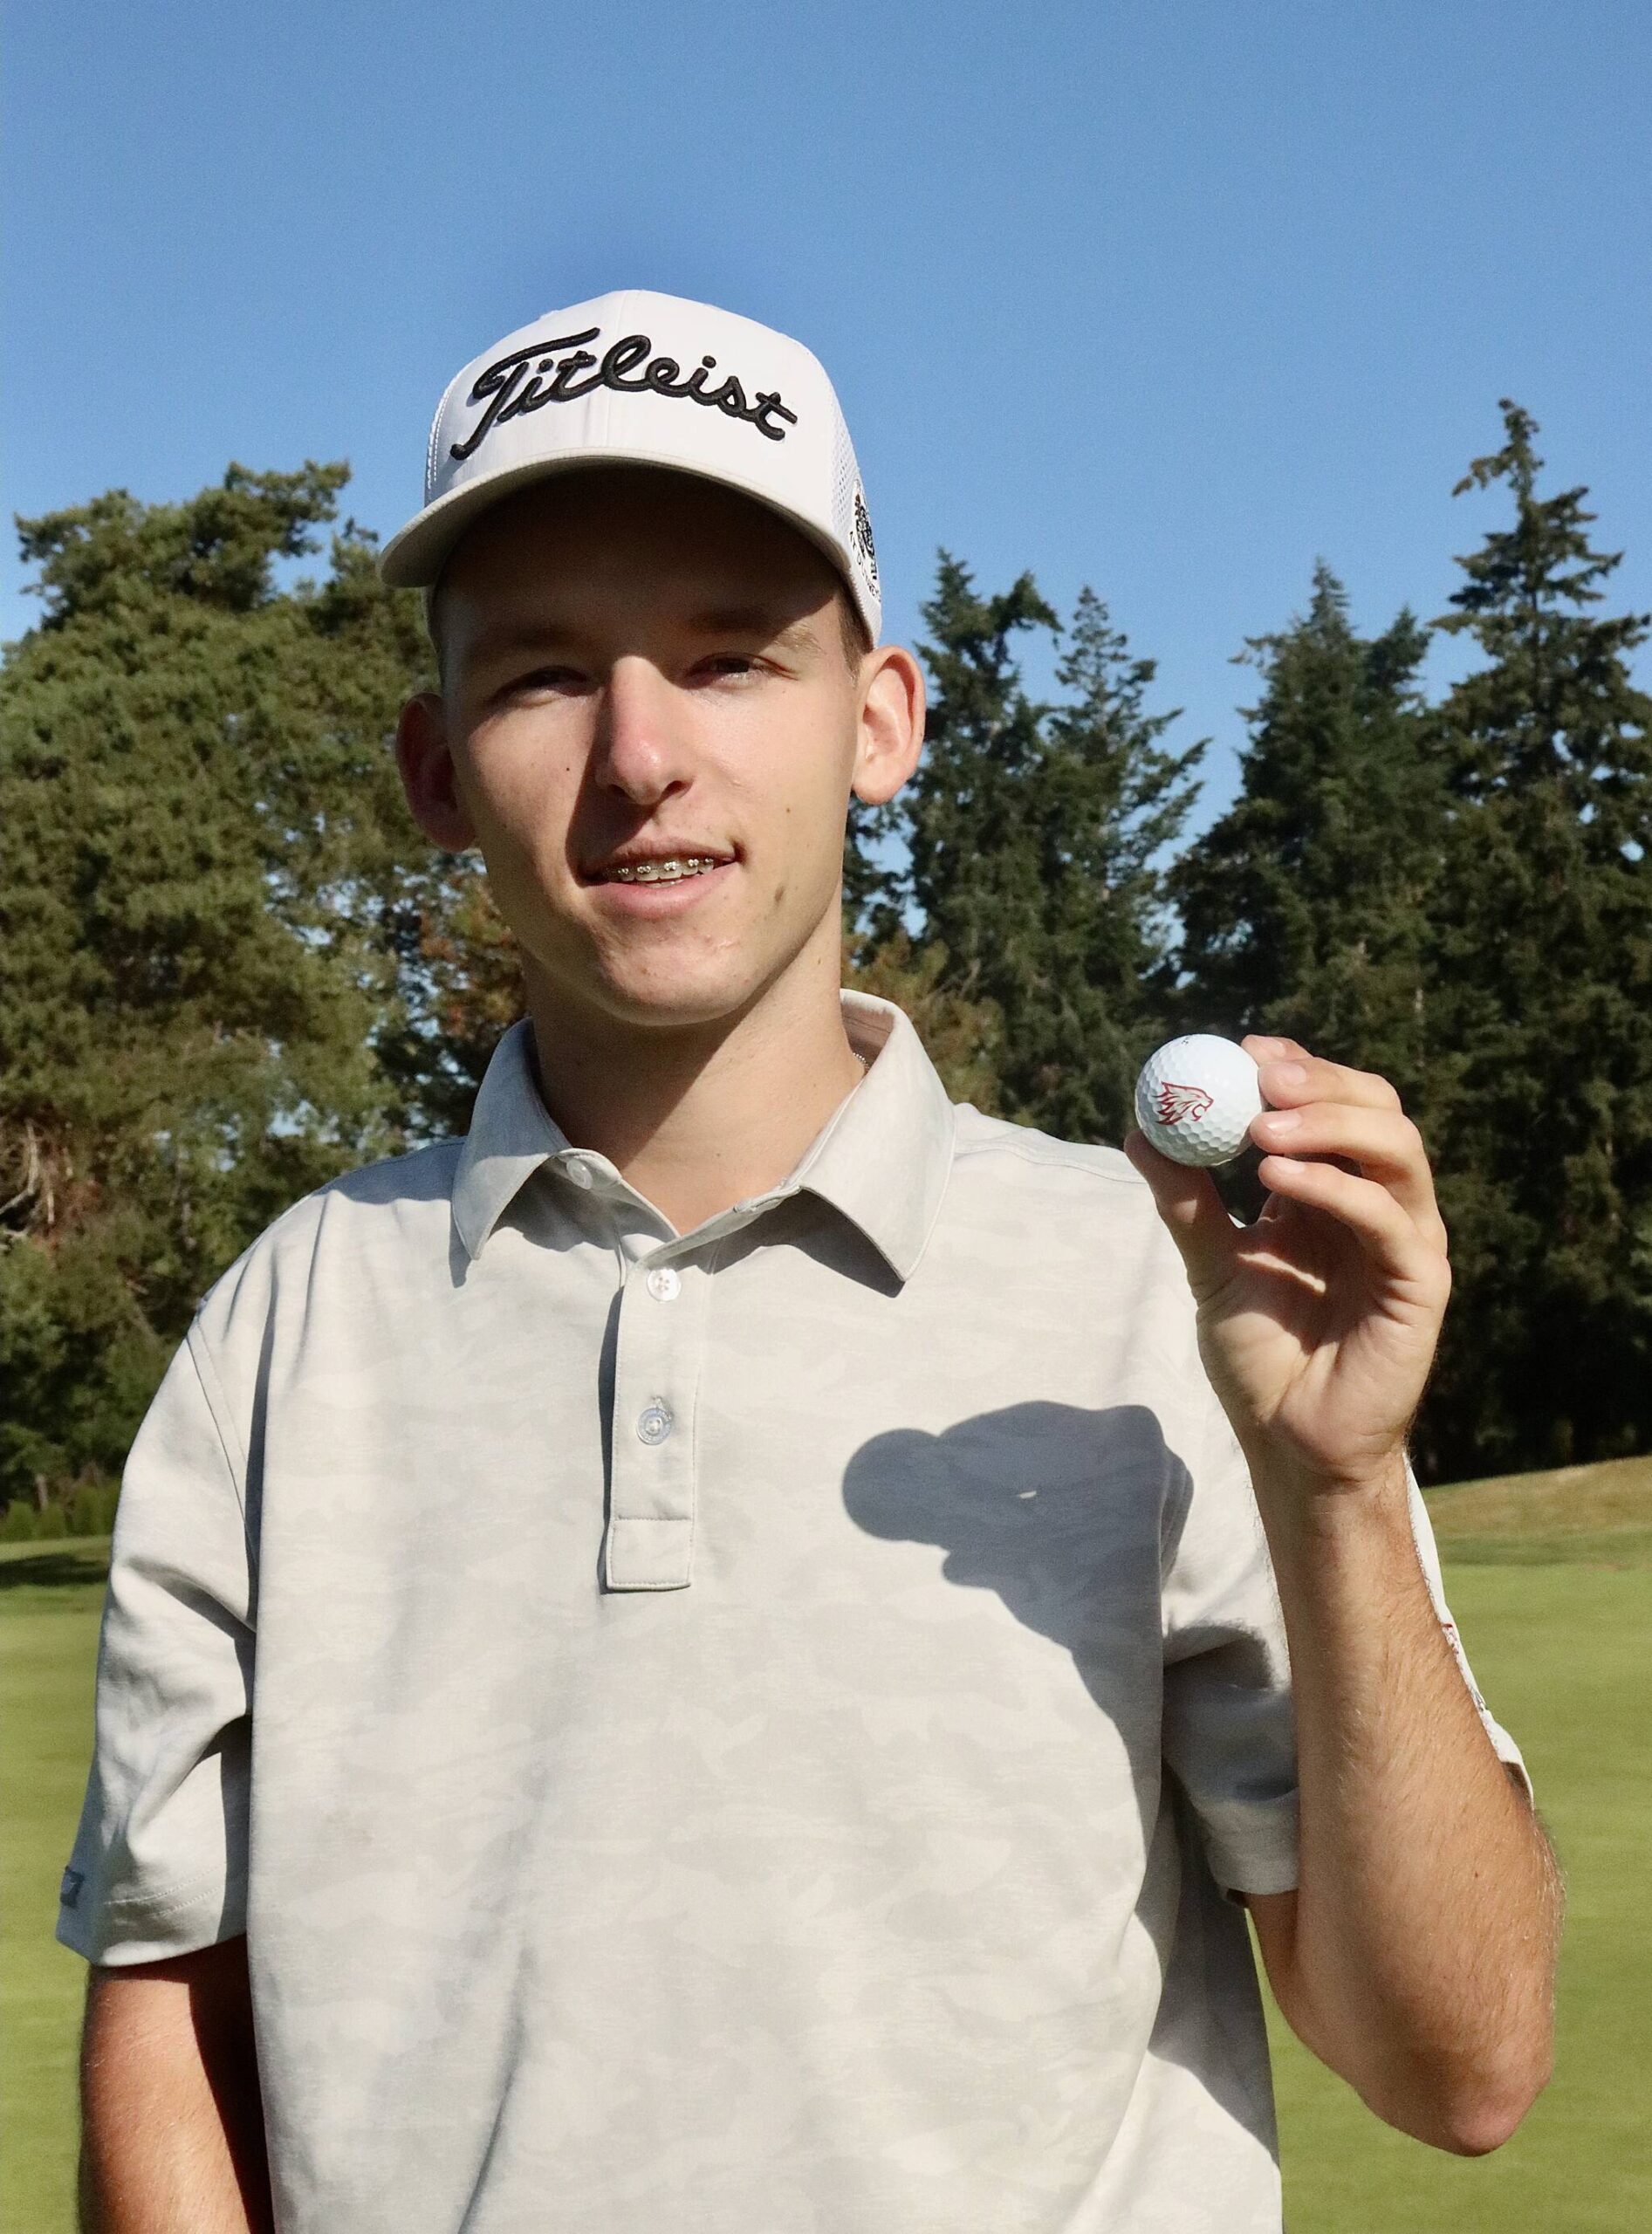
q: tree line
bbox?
[2,401,1648,1513]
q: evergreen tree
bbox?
[1043,587,1206,1134]
[889,552,1059,983]
[374,862,525,1141]
[842,791,891,934]
[1171,561,1443,1101]
[892,555,1199,1140]
[842,929,1004,1112]
[0,465,449,1506]
[1423,401,1652,1476]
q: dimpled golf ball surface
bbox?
[1134,1035,1265,1168]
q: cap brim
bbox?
[378,449,876,641]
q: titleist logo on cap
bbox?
[448,326,800,473]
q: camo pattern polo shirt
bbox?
[57,991,1531,2234]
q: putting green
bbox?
[3,1511,1648,2230]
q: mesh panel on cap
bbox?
[829,414,859,552]
[425,364,469,502]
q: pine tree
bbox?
[890,552,1059,988]
[0,465,448,1506]
[841,928,1004,1112]
[1423,401,1652,1475]
[842,791,892,934]
[1038,588,1205,1134]
[892,555,1199,1140]
[1171,561,1443,1104]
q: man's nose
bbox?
[591,656,693,806]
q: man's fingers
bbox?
[1255,1154,1451,1304]
[1249,1101,1448,1252]
[1243,1038,1404,1116]
[1122,1129,1238,1299]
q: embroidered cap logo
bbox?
[852,488,880,595]
[449,326,800,470]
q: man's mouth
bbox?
[589,853,730,886]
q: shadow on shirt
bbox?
[840,1401,1284,2152]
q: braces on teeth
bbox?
[605,857,723,883]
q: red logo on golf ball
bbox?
[1155,1081,1215,1127]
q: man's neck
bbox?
[519,942,866,1235]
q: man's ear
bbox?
[394,692,476,853]
[852,645,925,808]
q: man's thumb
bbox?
[1121,1128,1237,1299]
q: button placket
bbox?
[602,1251,709,1591]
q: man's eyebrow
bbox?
[683,607,819,647]
[462,608,821,664]
[463,620,578,664]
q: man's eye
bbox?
[696,654,759,679]
[510,665,585,693]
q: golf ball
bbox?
[1134,1035,1265,1168]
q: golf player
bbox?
[58,291,1561,2232]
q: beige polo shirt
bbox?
[58,990,1530,2234]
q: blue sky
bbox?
[6,0,1649,826]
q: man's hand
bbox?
[1123,1033,1450,1492]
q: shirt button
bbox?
[646,1266,681,1302]
[565,1159,594,1190]
[636,1401,674,1446]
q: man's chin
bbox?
[521,908,836,1039]
[532,960,772,1038]
[598,997,748,1035]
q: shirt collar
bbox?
[449,1018,573,1264]
[450,991,956,1283]
[783,990,956,1281]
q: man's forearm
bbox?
[79,1942,273,2234]
[1250,1452,1562,2149]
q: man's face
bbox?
[407,466,892,1034]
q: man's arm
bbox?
[1126,1035,1562,2155]
[79,1934,273,2234]
[1237,1458,1563,2154]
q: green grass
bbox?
[1424,1452,1652,1570]
[1,1538,108,2232]
[1261,1557,1651,2230]
[4,1472,1650,2231]
[1255,1456,1652,2227]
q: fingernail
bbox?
[1269,1062,1307,1088]
[1257,1107,1300,1135]
[1250,1036,1286,1056]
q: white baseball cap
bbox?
[379,288,881,642]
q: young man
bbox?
[59,291,1560,2233]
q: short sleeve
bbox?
[1405,1466,1533,1806]
[1160,1400,1300,1902]
[54,1323,255,1964]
